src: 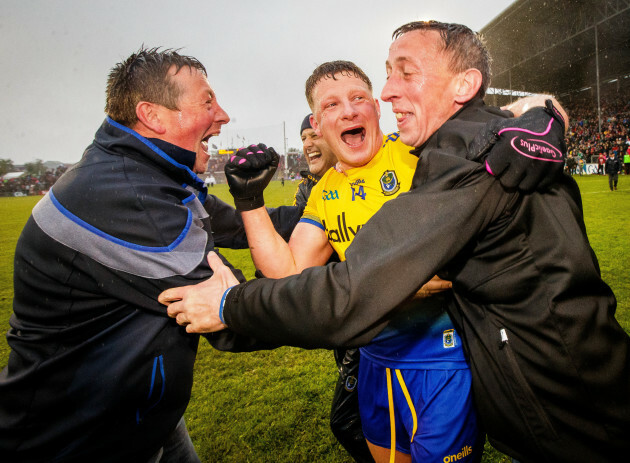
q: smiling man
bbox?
[293,113,338,208]
[0,47,300,463]
[294,114,374,463]
[216,61,480,463]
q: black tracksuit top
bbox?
[0,118,299,462]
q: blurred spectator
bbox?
[0,164,68,196]
[564,96,629,176]
[598,151,606,175]
[605,151,621,191]
[566,154,577,175]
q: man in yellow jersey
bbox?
[296,114,374,463]
[217,61,479,463]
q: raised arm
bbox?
[224,144,332,278]
[240,208,332,277]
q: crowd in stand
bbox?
[0,165,68,197]
[202,151,307,184]
[3,98,628,195]
[564,95,630,176]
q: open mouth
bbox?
[308,151,322,162]
[395,111,413,123]
[200,132,218,154]
[341,127,366,146]
[200,139,209,154]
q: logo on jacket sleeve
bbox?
[380,170,400,196]
[344,375,358,392]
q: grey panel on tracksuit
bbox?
[32,192,209,279]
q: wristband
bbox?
[233,196,265,211]
[219,286,236,324]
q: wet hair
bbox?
[305,60,372,109]
[105,46,207,126]
[392,20,491,98]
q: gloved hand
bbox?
[468,99,567,192]
[224,143,279,210]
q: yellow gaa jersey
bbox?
[302,133,417,260]
[300,133,468,369]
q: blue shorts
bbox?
[358,356,481,462]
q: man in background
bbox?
[293,114,337,207]
[598,150,607,175]
[605,150,621,190]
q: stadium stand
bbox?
[480,0,630,174]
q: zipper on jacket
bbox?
[136,355,166,424]
[498,328,559,441]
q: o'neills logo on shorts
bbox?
[510,137,564,162]
[443,445,473,462]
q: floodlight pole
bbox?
[283,121,287,175]
[595,24,602,134]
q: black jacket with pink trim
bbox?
[222,99,630,463]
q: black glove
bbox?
[224,143,279,210]
[468,100,567,192]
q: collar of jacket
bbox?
[148,137,196,171]
[102,117,207,202]
[300,170,321,184]
[410,98,485,157]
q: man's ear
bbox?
[310,114,322,137]
[135,101,166,135]
[453,68,483,105]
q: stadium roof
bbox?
[481,0,630,99]
[2,172,25,180]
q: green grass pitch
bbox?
[0,175,627,462]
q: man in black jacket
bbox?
[0,47,300,463]
[162,21,630,463]
[605,151,621,191]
